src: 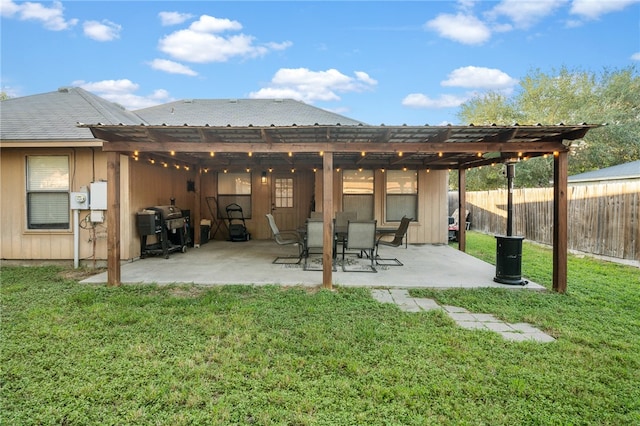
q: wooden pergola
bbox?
[87,123,596,293]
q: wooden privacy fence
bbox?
[458,182,639,262]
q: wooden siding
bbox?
[315,169,448,244]
[2,148,450,262]
[0,147,109,262]
[465,182,640,262]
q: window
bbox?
[274,177,294,208]
[217,172,252,218]
[26,155,70,229]
[386,170,417,221]
[342,170,374,220]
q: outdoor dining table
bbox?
[297,222,406,258]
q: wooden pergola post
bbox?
[553,151,569,293]
[322,152,334,289]
[458,167,467,252]
[106,152,121,287]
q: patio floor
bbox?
[82,239,545,290]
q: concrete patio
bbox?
[82,239,545,290]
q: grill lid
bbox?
[146,205,182,219]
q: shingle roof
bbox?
[133,98,367,127]
[569,160,640,183]
[0,87,144,141]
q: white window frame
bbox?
[385,170,417,221]
[26,155,70,230]
[342,169,374,220]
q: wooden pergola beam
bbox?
[106,152,121,287]
[100,141,570,154]
[553,151,569,293]
[322,152,334,289]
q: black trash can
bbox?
[200,225,211,244]
[494,235,525,285]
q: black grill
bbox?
[136,205,188,258]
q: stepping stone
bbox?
[443,305,469,313]
[472,313,501,322]
[413,298,441,311]
[447,312,476,322]
[484,322,516,332]
[371,289,394,304]
[457,321,487,330]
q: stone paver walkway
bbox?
[372,289,555,343]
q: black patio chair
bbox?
[375,216,412,266]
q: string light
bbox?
[248,152,252,157]
[170,150,175,156]
[210,152,215,157]
[438,152,443,157]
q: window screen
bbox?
[385,170,417,221]
[343,170,374,220]
[26,156,70,229]
[218,172,252,219]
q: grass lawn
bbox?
[2,232,639,425]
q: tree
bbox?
[456,66,640,190]
[0,92,10,101]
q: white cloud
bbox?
[442,66,518,91]
[402,93,469,109]
[83,20,121,42]
[72,79,173,110]
[249,68,377,104]
[631,52,640,61]
[1,0,77,30]
[149,59,197,76]
[189,15,242,33]
[158,11,193,26]
[158,14,291,63]
[425,13,491,45]
[402,65,518,110]
[490,0,568,29]
[570,0,640,20]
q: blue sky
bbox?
[2,0,639,125]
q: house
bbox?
[0,87,143,263]
[569,160,640,185]
[1,87,596,292]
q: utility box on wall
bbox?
[90,181,108,210]
[70,192,89,210]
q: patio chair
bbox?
[335,211,357,228]
[265,214,303,264]
[303,219,336,271]
[375,216,412,266]
[342,220,377,273]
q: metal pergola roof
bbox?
[87,123,596,171]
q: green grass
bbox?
[2,234,639,425]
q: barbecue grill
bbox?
[136,205,188,258]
